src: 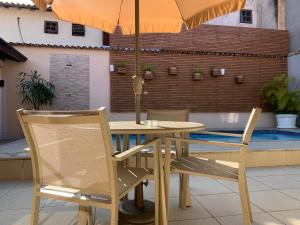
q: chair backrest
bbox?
[17,108,117,199]
[146,109,189,141]
[242,108,262,145]
[147,109,189,121]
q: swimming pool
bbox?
[191,130,300,142]
[112,130,300,143]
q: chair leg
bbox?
[243,173,253,222]
[153,143,160,225]
[30,191,40,225]
[111,202,119,225]
[87,207,93,225]
[238,174,253,225]
[77,206,89,225]
[179,174,191,208]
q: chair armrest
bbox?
[112,139,160,161]
[165,137,246,148]
[194,131,243,138]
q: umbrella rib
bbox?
[117,0,124,26]
[174,0,185,24]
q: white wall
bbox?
[207,0,258,28]
[2,46,110,139]
[0,7,103,47]
[110,112,275,130]
[206,0,277,30]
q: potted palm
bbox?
[193,67,205,80]
[262,74,300,128]
[144,64,155,80]
[17,70,55,110]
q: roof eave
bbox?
[0,38,27,62]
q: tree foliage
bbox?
[16,70,55,110]
[262,74,300,114]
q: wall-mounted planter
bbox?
[168,67,177,75]
[144,71,154,80]
[235,75,244,84]
[211,68,221,76]
[116,67,128,74]
[193,73,204,81]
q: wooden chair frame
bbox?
[17,108,162,225]
[164,108,262,225]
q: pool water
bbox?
[190,130,300,142]
[112,130,300,144]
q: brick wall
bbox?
[110,25,289,112]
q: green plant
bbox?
[144,64,156,72]
[115,61,127,68]
[193,67,205,74]
[262,74,300,114]
[16,70,55,110]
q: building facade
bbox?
[0,0,289,140]
[0,1,109,139]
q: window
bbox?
[44,21,58,34]
[240,9,252,24]
[72,24,85,36]
[102,32,110,46]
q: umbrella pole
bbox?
[134,0,141,125]
[134,0,145,209]
[120,2,155,224]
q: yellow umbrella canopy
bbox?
[32,0,245,124]
[33,0,245,34]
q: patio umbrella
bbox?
[31,0,246,125]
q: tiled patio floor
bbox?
[2,166,300,224]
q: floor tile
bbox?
[0,181,20,190]
[0,187,46,210]
[270,210,300,225]
[168,197,211,221]
[281,189,300,201]
[250,190,300,212]
[0,189,9,199]
[142,179,179,199]
[169,218,220,225]
[44,199,77,207]
[0,206,77,225]
[246,167,300,177]
[217,212,284,225]
[253,176,300,189]
[218,178,271,192]
[287,174,300,182]
[94,208,111,225]
[0,209,31,225]
[190,179,232,196]
[195,193,262,217]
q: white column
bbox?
[0,60,4,139]
[278,0,286,30]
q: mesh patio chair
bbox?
[17,108,162,225]
[141,109,189,164]
[140,109,192,206]
[165,108,262,225]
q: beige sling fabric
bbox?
[28,118,111,196]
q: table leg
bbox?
[153,139,160,225]
[176,133,192,208]
[164,138,171,217]
[77,206,92,225]
[157,140,168,225]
